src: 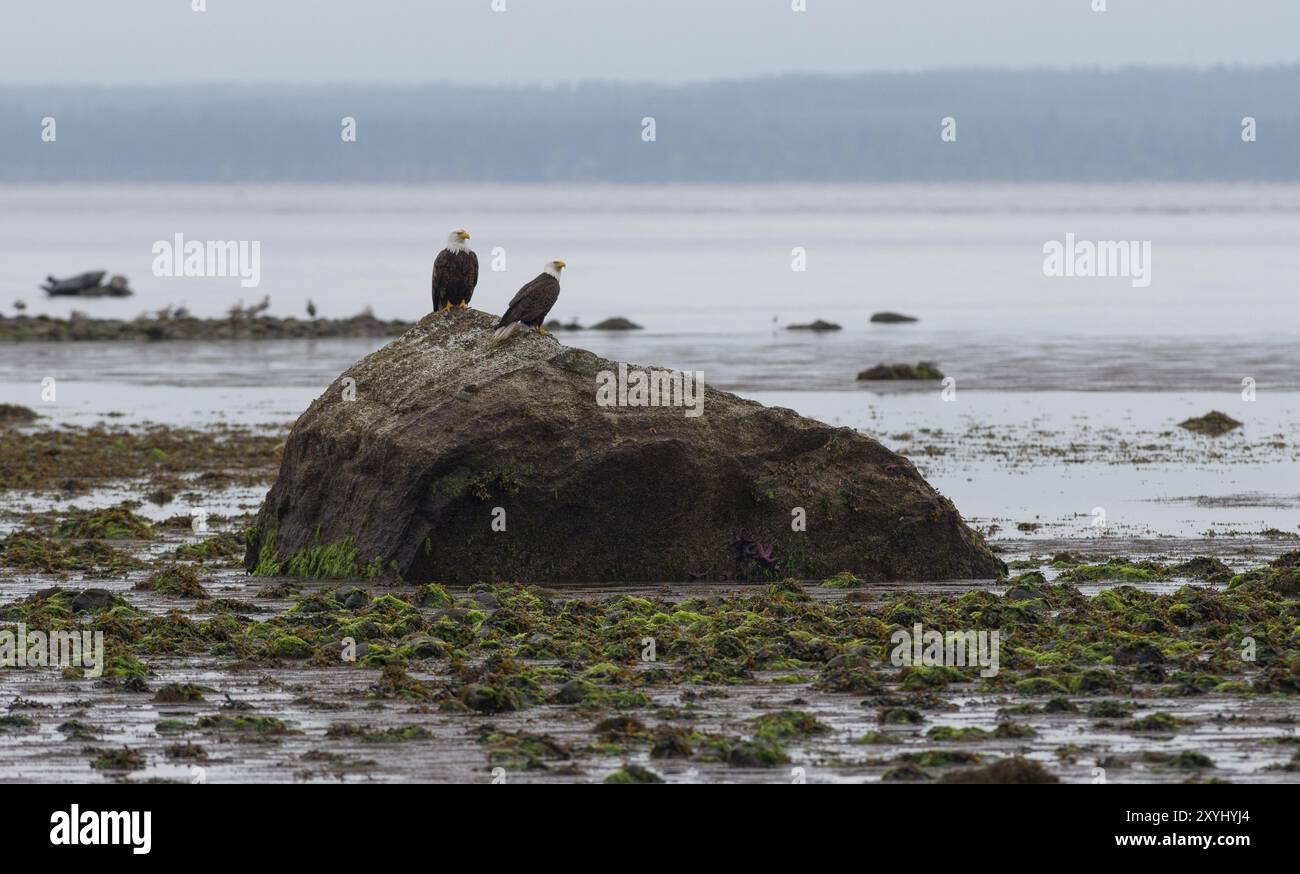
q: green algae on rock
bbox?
[134,564,209,598]
[819,571,863,588]
[89,746,146,771]
[54,504,155,540]
[246,309,1002,584]
[0,531,143,575]
[857,362,944,381]
[1178,410,1243,436]
[325,724,434,743]
[0,403,38,423]
[0,423,283,494]
[604,763,664,782]
[1,543,1297,781]
[1228,550,1300,596]
[153,682,208,703]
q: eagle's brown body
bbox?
[432,248,478,311]
[495,272,561,335]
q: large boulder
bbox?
[245,309,1003,583]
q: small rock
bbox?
[939,756,1059,784]
[340,589,370,610]
[786,320,841,332]
[0,403,38,423]
[71,589,114,613]
[588,317,642,330]
[857,362,944,381]
[1113,642,1165,666]
[1178,411,1242,437]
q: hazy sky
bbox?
[2,0,1297,86]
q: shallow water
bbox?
[4,182,1300,339]
[4,661,1293,784]
[2,561,1296,784]
[3,334,1297,539]
[2,182,1298,783]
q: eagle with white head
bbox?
[493,260,565,342]
[432,229,478,313]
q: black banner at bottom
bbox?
[8,781,1281,859]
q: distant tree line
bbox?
[2,67,1297,182]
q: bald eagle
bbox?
[432,229,478,313]
[493,261,564,342]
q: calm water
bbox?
[2,182,1298,537]
[3,182,1300,337]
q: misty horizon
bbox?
[5,67,1297,183]
[9,60,1300,90]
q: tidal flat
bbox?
[1,370,1297,782]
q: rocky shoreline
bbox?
[1,491,1296,783]
[0,309,412,342]
[2,402,1297,782]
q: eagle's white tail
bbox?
[492,322,524,344]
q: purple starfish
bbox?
[733,529,778,572]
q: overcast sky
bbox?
[2,0,1296,86]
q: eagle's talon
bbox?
[535,326,550,337]
[457,301,469,310]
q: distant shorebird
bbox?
[493,261,564,343]
[433,229,478,313]
[306,299,317,318]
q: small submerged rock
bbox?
[1178,410,1242,436]
[870,311,918,323]
[786,319,841,332]
[603,763,664,783]
[542,319,585,331]
[1228,550,1300,595]
[857,362,944,381]
[1112,641,1165,666]
[588,317,643,330]
[938,756,1059,784]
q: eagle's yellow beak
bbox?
[554,260,566,269]
[460,231,471,240]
